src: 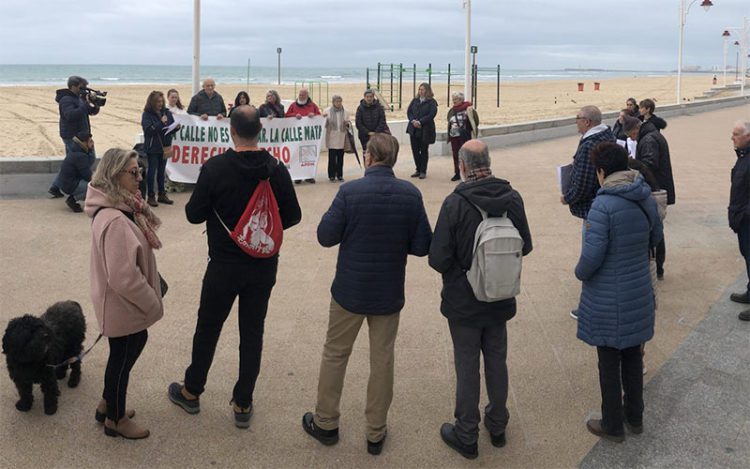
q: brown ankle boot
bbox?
[104,416,149,439]
[147,194,158,207]
[95,399,135,424]
[157,192,174,205]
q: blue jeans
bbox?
[66,180,88,202]
[146,152,166,195]
[52,138,96,189]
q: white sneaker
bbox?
[570,310,579,320]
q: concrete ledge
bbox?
[2,95,747,197]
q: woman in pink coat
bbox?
[85,148,164,439]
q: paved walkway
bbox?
[0,104,748,468]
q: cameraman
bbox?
[49,76,100,198]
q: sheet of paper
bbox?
[164,121,179,134]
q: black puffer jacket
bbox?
[636,121,676,204]
[186,149,301,264]
[429,177,533,327]
[55,89,100,139]
[406,97,438,144]
[59,143,95,195]
[729,144,750,232]
[355,99,386,144]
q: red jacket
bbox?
[285,99,321,117]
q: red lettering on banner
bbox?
[172,147,180,162]
[281,147,291,164]
[181,146,190,164]
[191,146,199,164]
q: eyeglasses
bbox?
[575,116,588,121]
[122,167,144,178]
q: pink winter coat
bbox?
[85,184,163,338]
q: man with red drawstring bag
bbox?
[168,105,301,428]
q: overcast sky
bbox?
[2,0,748,70]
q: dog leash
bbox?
[46,334,103,369]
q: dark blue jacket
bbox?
[406,97,438,145]
[55,89,100,139]
[317,165,433,315]
[576,171,663,350]
[563,126,615,218]
[59,142,95,195]
[141,108,177,154]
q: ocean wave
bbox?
[99,77,120,81]
[320,75,342,79]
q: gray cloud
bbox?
[1,0,748,70]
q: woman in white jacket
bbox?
[323,95,351,182]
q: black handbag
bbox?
[159,272,168,297]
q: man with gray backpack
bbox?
[429,140,532,459]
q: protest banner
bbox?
[166,114,326,183]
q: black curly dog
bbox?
[2,301,86,415]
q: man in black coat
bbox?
[638,98,667,131]
[49,76,100,198]
[729,121,750,321]
[168,105,301,428]
[301,133,432,455]
[355,90,387,150]
[624,116,675,279]
[187,77,227,120]
[429,140,532,459]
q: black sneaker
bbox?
[48,186,64,198]
[305,178,316,184]
[302,412,339,446]
[586,418,624,443]
[625,420,643,435]
[232,401,253,429]
[337,177,344,182]
[367,431,387,455]
[440,423,478,459]
[738,310,750,322]
[168,382,200,414]
[329,178,335,182]
[410,171,420,178]
[65,196,83,213]
[418,172,426,179]
[294,180,302,184]
[483,420,506,447]
[730,292,750,304]
[451,174,461,182]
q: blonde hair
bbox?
[91,148,140,205]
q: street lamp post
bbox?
[722,30,731,87]
[192,0,201,96]
[677,0,713,105]
[724,17,749,96]
[277,48,282,85]
[463,0,472,102]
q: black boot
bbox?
[302,412,339,446]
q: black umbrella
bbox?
[345,128,361,168]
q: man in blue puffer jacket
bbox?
[302,133,432,456]
[575,142,663,443]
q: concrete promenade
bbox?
[0,104,748,468]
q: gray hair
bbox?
[579,105,602,125]
[331,94,342,102]
[458,142,491,170]
[734,120,750,135]
[202,76,216,86]
[452,91,465,101]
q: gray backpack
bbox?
[463,200,524,302]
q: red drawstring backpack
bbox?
[214,161,283,258]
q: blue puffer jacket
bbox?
[317,165,433,315]
[576,170,663,349]
[55,89,100,139]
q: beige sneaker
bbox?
[104,416,150,440]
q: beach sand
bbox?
[0,75,727,157]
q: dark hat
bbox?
[67,76,88,88]
[622,116,641,134]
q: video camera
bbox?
[81,87,107,107]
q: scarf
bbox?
[124,192,162,249]
[452,101,472,112]
[465,166,492,182]
[328,106,344,132]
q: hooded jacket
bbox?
[729,144,750,232]
[429,176,533,326]
[58,140,95,195]
[355,99,387,144]
[85,185,163,337]
[185,149,302,263]
[563,126,615,218]
[575,170,663,349]
[55,89,99,139]
[317,165,433,315]
[636,121,676,205]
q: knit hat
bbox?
[622,116,641,134]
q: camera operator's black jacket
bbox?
[55,89,99,139]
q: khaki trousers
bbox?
[314,298,400,442]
